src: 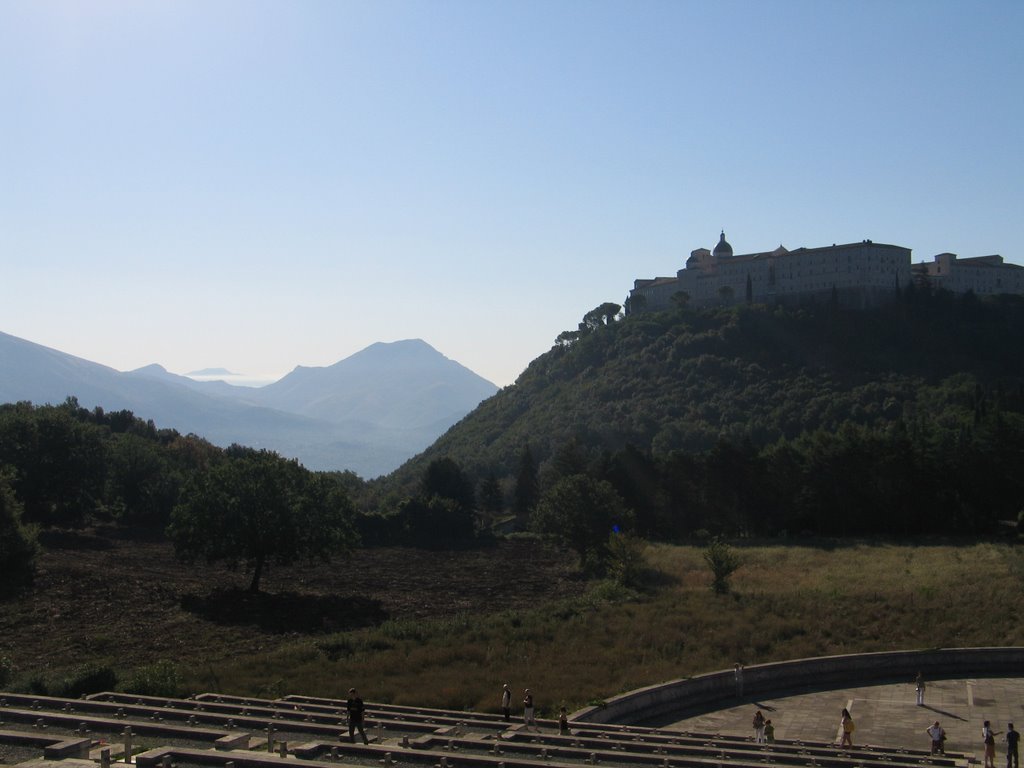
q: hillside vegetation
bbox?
[378,290,1024,538]
[2,291,1023,708]
[135,540,1024,711]
[3,535,1021,712]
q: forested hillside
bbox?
[378,289,1024,538]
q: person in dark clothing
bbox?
[347,688,369,744]
[1007,723,1020,768]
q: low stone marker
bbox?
[43,738,92,759]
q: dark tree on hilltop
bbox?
[167,448,356,592]
[582,302,622,330]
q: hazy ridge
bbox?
[0,332,497,478]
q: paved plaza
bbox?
[661,677,1024,757]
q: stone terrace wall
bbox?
[573,647,1024,726]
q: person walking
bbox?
[523,689,536,730]
[916,672,926,706]
[840,709,855,748]
[1007,723,1020,768]
[346,688,369,745]
[983,721,1002,768]
[927,721,946,755]
[501,684,512,722]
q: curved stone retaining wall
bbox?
[572,647,1024,726]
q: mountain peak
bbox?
[130,363,169,375]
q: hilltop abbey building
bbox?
[629,232,1024,312]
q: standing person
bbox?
[753,710,766,744]
[916,672,926,706]
[927,721,946,755]
[840,709,855,748]
[765,719,775,744]
[734,664,745,698]
[523,689,536,730]
[1007,723,1020,768]
[983,721,1002,768]
[558,707,570,735]
[501,684,512,722]
[346,688,369,745]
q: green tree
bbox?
[703,537,740,594]
[0,400,106,527]
[395,494,475,547]
[0,469,40,594]
[421,457,474,512]
[624,293,647,315]
[107,433,177,527]
[671,291,690,309]
[555,329,582,347]
[540,436,588,491]
[606,531,648,588]
[531,474,632,572]
[477,473,504,514]
[582,302,622,330]
[167,449,356,592]
[512,445,539,526]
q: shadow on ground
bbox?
[181,589,388,633]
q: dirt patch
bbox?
[0,534,585,682]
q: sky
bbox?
[1,0,1022,388]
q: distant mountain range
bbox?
[0,332,498,478]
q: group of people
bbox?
[501,683,571,735]
[750,701,1021,768]
[981,721,1020,768]
[751,710,776,743]
[926,719,1019,768]
[347,683,573,745]
[349,677,1021,768]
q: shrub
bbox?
[125,660,181,697]
[52,664,118,697]
[607,532,648,588]
[703,537,740,594]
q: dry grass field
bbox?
[179,539,1024,714]
[3,531,1022,717]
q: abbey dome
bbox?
[712,231,733,258]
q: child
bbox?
[765,719,775,744]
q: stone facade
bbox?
[913,252,1024,296]
[629,233,912,312]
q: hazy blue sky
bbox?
[2,0,1021,387]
